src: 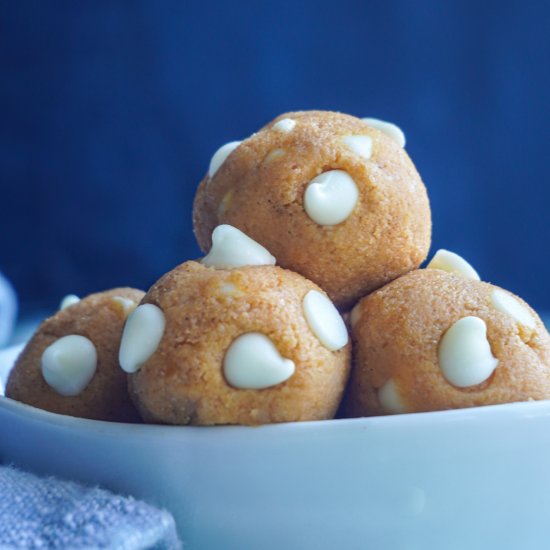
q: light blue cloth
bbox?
[0,272,17,348]
[0,466,181,549]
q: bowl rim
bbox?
[2,392,550,438]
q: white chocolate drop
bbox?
[350,303,362,328]
[303,290,348,351]
[223,332,295,389]
[427,249,480,280]
[208,141,241,178]
[438,316,498,388]
[41,335,97,396]
[491,289,536,329]
[272,118,296,133]
[119,304,165,373]
[111,296,137,316]
[264,148,286,162]
[218,189,234,217]
[219,282,241,296]
[342,135,373,160]
[59,294,80,310]
[378,378,408,414]
[362,117,406,148]
[304,170,359,226]
[201,224,276,269]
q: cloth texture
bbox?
[0,466,181,549]
[0,272,17,348]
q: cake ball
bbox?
[193,110,431,309]
[6,288,144,422]
[346,261,550,416]
[121,225,351,425]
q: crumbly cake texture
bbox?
[345,269,550,416]
[193,110,431,309]
[128,261,351,426]
[6,288,144,422]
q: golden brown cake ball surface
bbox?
[6,288,144,422]
[193,110,431,309]
[123,261,351,426]
[346,269,550,416]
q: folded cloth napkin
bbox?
[0,466,181,549]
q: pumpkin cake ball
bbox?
[346,254,550,416]
[193,110,431,309]
[6,288,144,422]
[120,224,351,426]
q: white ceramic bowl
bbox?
[2,343,550,549]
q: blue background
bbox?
[1,1,548,313]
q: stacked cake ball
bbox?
[7,111,550,424]
[193,111,431,309]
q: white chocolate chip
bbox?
[438,316,498,387]
[41,335,97,396]
[59,294,80,311]
[304,170,359,226]
[219,282,240,296]
[272,118,296,133]
[342,135,373,160]
[223,332,295,389]
[119,304,165,373]
[491,289,536,330]
[264,148,286,162]
[217,189,234,217]
[208,141,241,178]
[378,378,408,414]
[426,249,480,281]
[362,117,406,148]
[201,224,276,269]
[350,303,362,327]
[303,290,348,351]
[111,296,137,316]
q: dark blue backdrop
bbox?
[1,1,549,313]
